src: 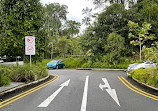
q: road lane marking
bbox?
[38,79,70,107]
[99,78,120,106]
[0,75,58,105]
[80,76,89,111]
[118,77,158,101]
[0,74,59,108]
[121,77,158,99]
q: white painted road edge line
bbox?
[80,76,89,111]
[38,79,70,107]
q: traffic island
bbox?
[0,74,50,97]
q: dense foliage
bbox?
[130,68,158,88]
[0,1,158,66]
[0,64,48,86]
[80,1,158,65]
[0,0,157,63]
[0,0,46,62]
[0,0,158,87]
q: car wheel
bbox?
[56,66,59,69]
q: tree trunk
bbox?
[139,37,142,61]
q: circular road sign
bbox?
[27,46,34,52]
[27,37,34,43]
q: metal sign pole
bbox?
[25,36,35,66]
[30,55,31,67]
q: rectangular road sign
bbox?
[25,36,35,46]
[25,45,35,55]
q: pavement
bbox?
[0,61,23,66]
[0,82,24,93]
[0,74,50,97]
[0,69,158,111]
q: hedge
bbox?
[130,68,158,88]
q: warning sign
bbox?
[25,36,35,55]
[25,46,35,55]
[25,36,35,46]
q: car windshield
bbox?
[50,60,58,63]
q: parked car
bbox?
[127,61,158,77]
[46,59,65,69]
[0,55,7,62]
[0,60,4,63]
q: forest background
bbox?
[0,0,158,69]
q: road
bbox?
[0,70,158,111]
[0,61,23,65]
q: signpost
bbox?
[25,36,35,66]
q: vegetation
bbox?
[0,0,158,87]
[0,0,158,63]
[128,21,154,60]
[0,64,48,87]
[130,68,158,88]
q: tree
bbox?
[128,21,154,60]
[62,20,81,37]
[142,42,158,61]
[45,3,68,59]
[140,0,158,22]
[91,0,136,7]
[82,7,93,26]
[0,0,46,62]
[104,32,125,64]
[56,36,71,58]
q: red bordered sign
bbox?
[25,36,35,55]
[25,36,35,46]
[25,46,35,55]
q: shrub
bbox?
[0,63,48,86]
[62,58,85,68]
[0,76,10,86]
[130,68,158,88]
[0,65,11,86]
[9,64,48,82]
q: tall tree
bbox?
[62,20,81,37]
[0,0,46,62]
[128,21,154,60]
[91,0,136,7]
[82,7,93,26]
[45,3,68,59]
[104,32,125,64]
[56,36,71,58]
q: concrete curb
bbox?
[76,68,126,71]
[132,77,158,91]
[0,74,50,96]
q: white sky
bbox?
[40,0,94,23]
[40,0,105,33]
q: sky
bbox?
[40,0,99,33]
[40,0,94,23]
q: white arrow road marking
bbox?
[99,78,120,106]
[38,79,70,107]
[80,76,89,111]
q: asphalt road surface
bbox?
[0,70,158,111]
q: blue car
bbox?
[46,59,65,69]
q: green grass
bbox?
[130,68,158,88]
[42,57,132,69]
[81,61,130,69]
[0,63,48,86]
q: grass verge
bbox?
[0,64,48,87]
[129,68,158,88]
